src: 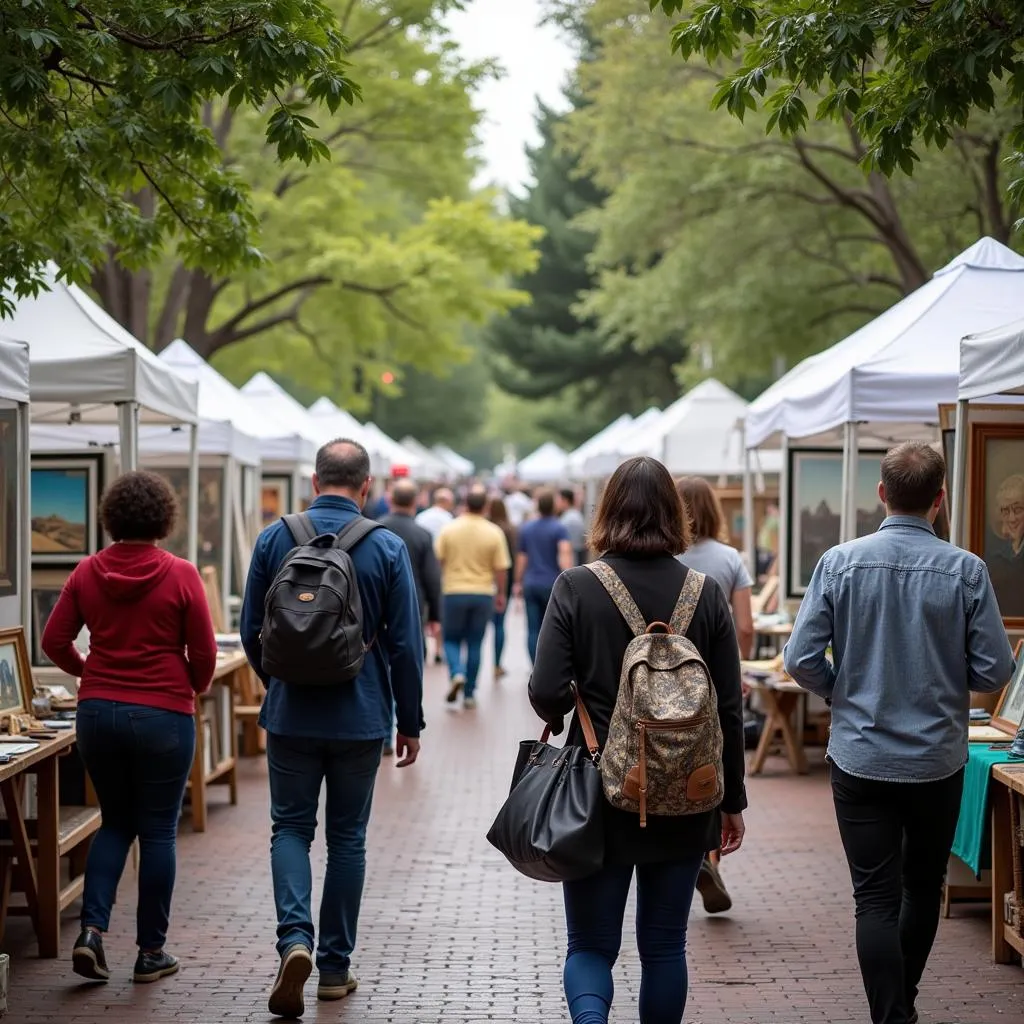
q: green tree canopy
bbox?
[0,0,359,310]
[654,0,1024,204]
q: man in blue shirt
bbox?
[241,438,424,1019]
[785,441,1013,1024]
[514,488,573,663]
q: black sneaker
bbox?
[446,674,466,704]
[696,857,733,914]
[268,943,313,1019]
[72,929,110,981]
[317,968,358,1001]
[133,949,179,983]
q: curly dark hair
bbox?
[100,470,178,542]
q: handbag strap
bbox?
[540,683,601,761]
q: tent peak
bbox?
[308,396,340,416]
[933,236,1024,277]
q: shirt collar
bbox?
[309,495,360,514]
[878,514,935,535]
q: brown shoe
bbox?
[696,857,733,914]
[268,944,313,1019]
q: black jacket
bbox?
[528,553,747,863]
[379,513,442,624]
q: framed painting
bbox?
[967,422,1024,627]
[31,586,63,666]
[30,455,101,564]
[992,648,1024,736]
[0,626,32,720]
[261,475,292,527]
[0,408,17,596]
[787,449,888,597]
[154,467,224,568]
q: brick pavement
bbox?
[5,611,1024,1022]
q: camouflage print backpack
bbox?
[585,561,724,826]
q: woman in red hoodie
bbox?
[42,470,217,985]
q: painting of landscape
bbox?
[30,459,98,563]
[788,450,887,595]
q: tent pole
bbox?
[741,422,755,579]
[840,422,860,543]
[779,435,790,600]
[951,399,969,548]
[187,424,200,565]
[18,400,32,637]
[221,458,235,624]
[117,401,140,471]
[839,423,852,542]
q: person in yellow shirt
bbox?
[434,484,511,709]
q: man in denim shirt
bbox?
[241,439,424,1019]
[785,441,1014,1024]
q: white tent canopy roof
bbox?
[567,413,634,477]
[306,397,389,475]
[0,338,29,404]
[399,436,451,478]
[433,444,474,477]
[518,441,569,483]
[959,317,1024,400]
[241,372,328,461]
[746,237,1024,449]
[582,407,662,479]
[5,263,197,425]
[361,422,426,477]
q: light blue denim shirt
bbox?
[784,515,1015,783]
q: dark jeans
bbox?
[831,763,965,1024]
[492,606,508,668]
[523,582,553,664]
[562,856,704,1024]
[267,733,382,973]
[75,698,195,950]
[442,594,493,697]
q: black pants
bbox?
[831,763,964,1024]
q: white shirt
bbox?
[505,491,534,528]
[415,505,454,540]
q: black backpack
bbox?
[260,513,381,686]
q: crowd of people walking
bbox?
[35,436,1017,1024]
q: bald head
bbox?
[433,487,454,511]
[391,479,418,511]
[465,484,488,514]
[314,438,371,500]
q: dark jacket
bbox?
[528,553,747,863]
[240,495,424,740]
[379,511,443,623]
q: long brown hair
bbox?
[676,476,728,543]
[487,495,516,549]
[589,456,692,556]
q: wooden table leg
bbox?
[775,693,809,775]
[228,676,239,806]
[190,704,207,833]
[748,689,778,775]
[35,753,61,958]
[0,778,38,930]
[992,784,1015,964]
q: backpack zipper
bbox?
[635,717,708,827]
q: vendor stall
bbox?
[517,442,569,484]
[306,397,389,476]
[432,444,474,479]
[0,339,31,634]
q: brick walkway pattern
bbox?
[6,612,1024,1022]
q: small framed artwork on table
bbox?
[992,653,1024,737]
[0,626,32,722]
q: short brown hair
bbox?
[100,470,178,542]
[390,479,418,509]
[881,442,946,514]
[589,456,692,556]
[676,476,727,542]
[536,488,556,517]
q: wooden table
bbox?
[991,763,1024,964]
[186,653,242,832]
[753,620,793,658]
[745,676,810,775]
[0,729,101,957]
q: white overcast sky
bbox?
[444,0,575,194]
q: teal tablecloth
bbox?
[951,744,1017,877]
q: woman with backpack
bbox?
[528,456,747,1024]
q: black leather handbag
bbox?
[486,686,604,882]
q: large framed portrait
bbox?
[0,626,32,720]
[0,408,17,596]
[30,455,102,564]
[993,648,1024,736]
[261,475,292,527]
[154,467,224,568]
[787,449,888,597]
[967,423,1024,627]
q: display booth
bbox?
[432,444,474,479]
[579,408,662,481]
[306,396,389,476]
[517,442,569,484]
[360,421,426,478]
[400,436,454,480]
[0,340,31,636]
[744,237,1024,599]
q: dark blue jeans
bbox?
[75,699,195,950]
[523,583,553,664]
[562,856,704,1024]
[492,606,508,668]
[267,733,383,973]
[442,594,493,697]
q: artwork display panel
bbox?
[0,409,17,596]
[967,423,1024,627]
[153,467,224,568]
[0,626,32,719]
[787,449,888,597]
[30,455,101,564]
[261,475,292,527]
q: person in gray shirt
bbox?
[557,488,587,565]
[784,442,1014,1024]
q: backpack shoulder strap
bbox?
[334,516,382,553]
[669,568,706,637]
[584,561,647,637]
[282,512,318,546]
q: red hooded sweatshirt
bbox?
[41,544,218,715]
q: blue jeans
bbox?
[562,856,704,1024]
[75,699,195,950]
[492,606,508,668]
[523,583,553,664]
[267,733,383,973]
[442,594,493,697]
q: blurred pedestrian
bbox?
[487,495,517,678]
[557,487,587,565]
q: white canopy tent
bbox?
[0,339,31,631]
[567,414,633,479]
[361,422,426,478]
[582,407,662,480]
[399,437,452,479]
[518,442,569,484]
[306,397,388,476]
[433,444,474,478]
